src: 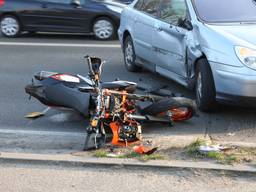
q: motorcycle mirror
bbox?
[85,55,95,77]
[85,55,104,78]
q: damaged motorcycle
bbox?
[25,56,197,150]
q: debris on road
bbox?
[185,138,256,164]
[198,145,230,153]
[25,112,45,119]
[92,144,164,162]
[227,132,236,136]
[133,145,158,155]
[25,107,50,119]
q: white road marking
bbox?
[0,41,121,48]
[0,128,85,137]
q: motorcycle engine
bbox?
[119,123,142,142]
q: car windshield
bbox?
[192,0,256,23]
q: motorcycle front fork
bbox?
[83,119,107,151]
[83,129,106,151]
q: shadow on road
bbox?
[21,32,94,40]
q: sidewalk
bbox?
[0,129,256,174]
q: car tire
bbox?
[0,15,21,38]
[123,36,141,72]
[93,17,116,40]
[195,58,216,112]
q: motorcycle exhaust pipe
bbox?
[127,114,148,121]
[127,114,171,123]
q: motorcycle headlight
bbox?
[235,46,256,70]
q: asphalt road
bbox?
[0,33,256,152]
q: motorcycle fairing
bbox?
[25,75,92,116]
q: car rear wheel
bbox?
[93,17,115,40]
[123,36,141,72]
[195,58,216,112]
[0,15,21,37]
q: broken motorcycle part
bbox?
[25,55,197,151]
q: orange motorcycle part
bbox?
[170,107,193,121]
[109,122,120,145]
[90,119,98,127]
[104,112,110,119]
[109,122,139,147]
[133,145,158,155]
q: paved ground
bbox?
[0,33,256,153]
[0,163,255,192]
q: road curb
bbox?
[0,152,255,174]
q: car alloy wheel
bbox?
[0,16,20,37]
[125,41,134,67]
[123,36,140,72]
[93,18,114,40]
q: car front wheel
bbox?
[0,15,21,37]
[195,58,216,112]
[93,17,115,40]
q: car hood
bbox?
[206,24,256,49]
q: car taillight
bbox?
[0,0,5,6]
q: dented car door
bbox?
[152,0,189,77]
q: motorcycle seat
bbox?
[101,81,137,93]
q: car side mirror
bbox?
[71,0,81,7]
[178,18,193,31]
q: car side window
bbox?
[159,0,187,25]
[41,0,71,4]
[135,0,160,17]
[134,0,143,10]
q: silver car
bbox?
[118,0,256,111]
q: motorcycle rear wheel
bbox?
[141,97,196,121]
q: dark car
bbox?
[0,0,125,40]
